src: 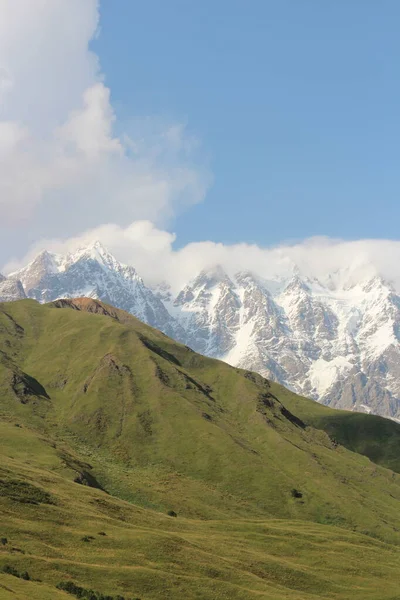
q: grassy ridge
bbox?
[1,299,400,598]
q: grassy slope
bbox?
[274,382,400,474]
[1,420,400,600]
[1,299,400,599]
[0,575,71,600]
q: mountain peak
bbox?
[193,264,233,288]
[8,249,60,291]
[361,274,393,293]
[66,241,121,272]
[25,249,58,270]
[90,239,104,250]
[82,239,109,255]
[0,278,26,302]
[72,239,110,257]
[283,274,311,294]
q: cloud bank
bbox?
[0,0,209,256]
[6,220,400,294]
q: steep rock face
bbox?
[169,268,400,420]
[0,277,26,302]
[9,243,400,420]
[222,272,293,383]
[172,266,241,356]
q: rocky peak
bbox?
[235,270,260,286]
[175,265,234,308]
[236,271,283,329]
[361,275,392,295]
[64,241,122,273]
[173,266,240,356]
[282,274,311,295]
[9,244,184,344]
[193,265,233,290]
[0,278,26,302]
[11,250,59,293]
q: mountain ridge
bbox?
[6,241,400,420]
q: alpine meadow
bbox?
[1,298,400,599]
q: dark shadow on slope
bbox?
[179,371,214,400]
[257,391,306,430]
[73,470,108,492]
[279,405,306,430]
[1,311,25,337]
[310,412,400,473]
[58,451,108,493]
[11,371,50,403]
[138,335,181,366]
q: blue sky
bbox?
[94,0,400,248]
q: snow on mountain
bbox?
[0,276,26,302]
[8,242,400,420]
[169,266,400,419]
[171,266,241,356]
[9,242,184,341]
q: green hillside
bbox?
[1,298,400,600]
[275,382,400,474]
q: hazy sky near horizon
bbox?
[1,0,400,271]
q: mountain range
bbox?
[3,240,400,420]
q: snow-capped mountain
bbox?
[8,242,184,341]
[8,242,400,420]
[0,273,26,302]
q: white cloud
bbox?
[6,220,400,294]
[0,0,100,128]
[57,83,122,159]
[0,0,209,243]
